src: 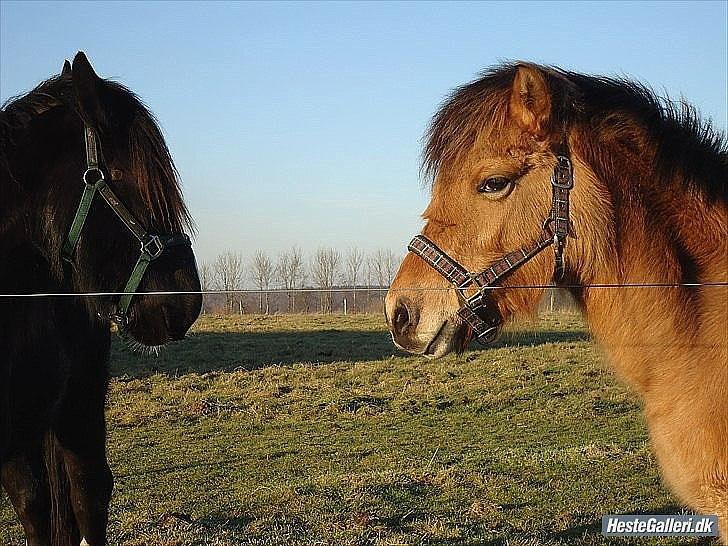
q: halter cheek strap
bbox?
[62,126,104,260]
[62,126,191,326]
[408,151,574,343]
[548,154,574,279]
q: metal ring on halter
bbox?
[141,234,165,260]
[82,167,104,186]
[542,217,554,233]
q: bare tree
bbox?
[199,262,214,314]
[344,247,364,312]
[213,252,244,313]
[276,246,306,312]
[369,251,384,288]
[384,251,401,285]
[365,257,375,311]
[369,249,400,308]
[369,249,399,287]
[311,247,341,313]
[251,250,274,314]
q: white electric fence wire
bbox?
[0,282,726,298]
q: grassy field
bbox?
[1,312,716,545]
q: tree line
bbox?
[198,247,578,315]
[199,247,402,314]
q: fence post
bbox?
[549,288,554,313]
[343,297,347,315]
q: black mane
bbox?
[1,75,69,183]
[1,75,68,130]
[1,74,192,232]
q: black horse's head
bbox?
[1,52,201,345]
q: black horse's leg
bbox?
[54,394,113,545]
[56,442,112,546]
[1,439,51,545]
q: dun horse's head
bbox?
[4,52,202,345]
[386,63,583,357]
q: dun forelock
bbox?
[422,65,516,183]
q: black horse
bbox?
[0,53,202,545]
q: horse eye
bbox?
[477,176,512,194]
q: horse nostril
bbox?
[393,301,412,338]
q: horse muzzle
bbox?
[387,292,500,357]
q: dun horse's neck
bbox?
[571,147,727,396]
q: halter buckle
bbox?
[551,156,573,189]
[141,235,165,260]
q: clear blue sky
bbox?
[2,1,726,265]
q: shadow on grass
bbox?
[110,328,590,379]
[114,455,244,479]
[496,329,590,347]
[195,513,254,531]
[549,517,602,541]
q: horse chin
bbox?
[117,321,173,350]
[423,316,504,358]
[422,320,471,359]
[116,308,177,348]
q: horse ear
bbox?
[71,51,104,126]
[509,64,551,135]
[61,60,72,77]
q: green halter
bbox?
[62,126,191,326]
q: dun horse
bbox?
[386,63,727,534]
[1,53,202,545]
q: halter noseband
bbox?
[408,150,574,344]
[62,126,191,326]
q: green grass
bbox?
[1,313,715,545]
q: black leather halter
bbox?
[408,151,574,344]
[62,126,192,326]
